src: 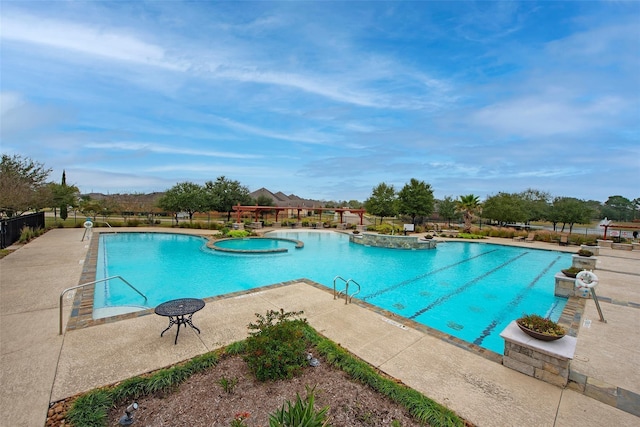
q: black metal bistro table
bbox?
[154,298,205,345]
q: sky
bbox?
[1,1,639,204]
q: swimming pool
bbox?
[95,231,571,354]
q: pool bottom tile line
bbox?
[361,247,500,301]
[472,254,564,347]
[409,252,528,319]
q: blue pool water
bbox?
[95,231,571,353]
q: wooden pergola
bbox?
[600,223,640,240]
[232,204,365,225]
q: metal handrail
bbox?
[333,276,361,304]
[333,275,348,303]
[59,275,147,335]
[345,279,361,303]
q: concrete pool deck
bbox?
[0,227,638,426]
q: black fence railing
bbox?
[0,212,45,249]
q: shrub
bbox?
[18,226,45,243]
[125,219,141,227]
[218,376,239,394]
[244,309,309,381]
[367,223,401,235]
[457,233,485,239]
[227,230,250,238]
[18,226,35,243]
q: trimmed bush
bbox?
[244,309,309,382]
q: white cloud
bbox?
[1,12,185,70]
[470,94,627,137]
[84,142,263,160]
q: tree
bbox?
[157,182,205,224]
[437,196,458,227]
[551,197,593,233]
[255,195,275,207]
[60,171,69,220]
[0,154,52,217]
[456,194,481,233]
[79,196,106,222]
[519,189,550,224]
[364,183,397,225]
[482,192,527,226]
[397,178,434,225]
[204,176,252,222]
[602,195,634,222]
[255,194,275,220]
[347,200,363,209]
[53,170,79,221]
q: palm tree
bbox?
[456,194,481,233]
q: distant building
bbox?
[249,187,326,208]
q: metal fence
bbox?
[0,212,45,249]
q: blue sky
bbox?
[1,1,638,203]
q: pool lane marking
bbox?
[472,255,563,347]
[100,234,110,303]
[361,248,500,301]
[408,252,528,319]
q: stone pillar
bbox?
[597,239,612,248]
[580,245,600,256]
[572,255,596,270]
[500,321,577,387]
[554,273,577,298]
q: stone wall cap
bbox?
[500,320,577,360]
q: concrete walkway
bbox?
[1,228,638,426]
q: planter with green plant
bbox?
[572,248,597,270]
[516,314,566,341]
[577,249,593,257]
[580,244,600,256]
[561,267,582,278]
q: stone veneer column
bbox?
[500,321,577,387]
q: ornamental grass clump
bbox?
[268,385,329,427]
[517,314,566,337]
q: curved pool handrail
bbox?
[59,275,147,335]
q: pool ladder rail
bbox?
[58,275,148,335]
[333,276,361,304]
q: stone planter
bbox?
[597,239,613,248]
[572,254,596,270]
[633,243,640,251]
[580,245,600,256]
[500,321,577,387]
[554,272,577,297]
[611,243,632,251]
